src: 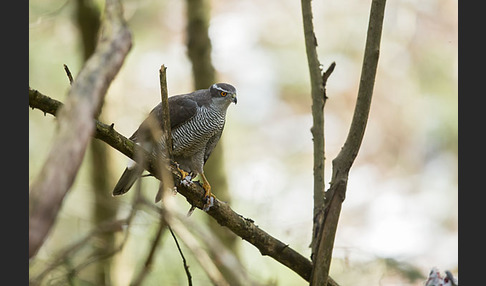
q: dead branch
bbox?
[154,65,175,203]
[168,226,193,286]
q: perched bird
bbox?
[112,83,237,209]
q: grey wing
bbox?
[203,124,225,164]
[129,95,199,142]
[169,95,199,129]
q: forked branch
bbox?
[310,0,387,285]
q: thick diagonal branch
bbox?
[28,0,132,259]
[29,89,338,285]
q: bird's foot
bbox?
[202,194,215,212]
[177,165,193,186]
[181,176,193,187]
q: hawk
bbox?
[112,83,237,209]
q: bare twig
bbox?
[63,64,74,85]
[130,65,178,285]
[322,62,336,88]
[159,65,172,157]
[168,226,193,286]
[162,206,229,286]
[154,65,175,203]
[142,200,258,286]
[310,0,387,285]
[28,0,132,259]
[175,208,259,285]
[151,65,224,283]
[300,0,328,259]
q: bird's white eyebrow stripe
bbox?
[213,84,232,93]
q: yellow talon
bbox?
[177,167,215,211]
[177,165,190,179]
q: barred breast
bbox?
[171,105,226,157]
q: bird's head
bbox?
[209,83,237,106]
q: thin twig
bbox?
[168,226,193,286]
[177,209,260,285]
[322,62,336,91]
[154,65,175,203]
[159,64,172,157]
[163,207,229,286]
[63,64,74,85]
[142,200,258,286]
[300,0,327,259]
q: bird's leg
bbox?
[200,173,215,211]
[200,173,211,197]
[176,165,214,211]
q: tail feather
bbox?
[112,166,143,196]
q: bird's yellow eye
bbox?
[220,91,227,97]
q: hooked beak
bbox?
[231,93,237,104]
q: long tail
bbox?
[112,165,144,196]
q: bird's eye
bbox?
[220,91,227,97]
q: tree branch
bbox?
[301,0,328,259]
[28,0,132,259]
[153,64,175,203]
[167,226,193,286]
[310,0,387,285]
[29,89,337,285]
[161,204,229,286]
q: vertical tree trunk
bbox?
[186,0,216,89]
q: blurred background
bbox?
[29,0,458,285]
